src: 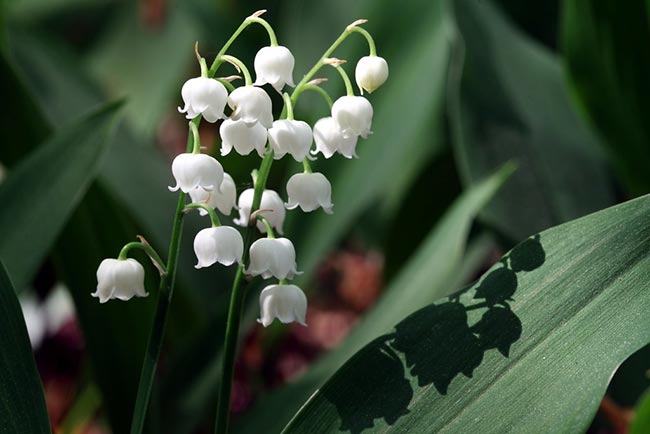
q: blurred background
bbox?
[1,0,649,433]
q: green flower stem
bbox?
[214,78,236,93]
[302,84,334,109]
[218,55,252,86]
[348,26,377,56]
[247,16,278,46]
[190,121,201,154]
[200,58,209,77]
[258,216,276,239]
[184,202,222,227]
[302,159,313,173]
[214,149,274,434]
[130,123,194,433]
[334,65,355,96]
[117,242,167,273]
[283,92,294,120]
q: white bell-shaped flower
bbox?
[178,77,228,123]
[220,119,268,157]
[285,172,333,214]
[258,284,307,327]
[188,173,237,216]
[193,226,244,269]
[234,188,285,234]
[253,46,296,92]
[169,153,224,193]
[228,85,273,128]
[312,116,358,159]
[332,96,373,139]
[355,56,389,94]
[246,238,301,280]
[268,119,313,162]
[92,258,147,303]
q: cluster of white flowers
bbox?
[94,18,388,330]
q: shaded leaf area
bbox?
[284,194,650,433]
[236,164,513,434]
[0,102,121,291]
[0,262,51,434]
[449,0,615,242]
[561,0,650,195]
[606,343,650,407]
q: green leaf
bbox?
[283,193,650,433]
[0,101,121,290]
[235,164,513,434]
[0,262,50,434]
[449,0,615,241]
[631,390,650,434]
[561,0,650,195]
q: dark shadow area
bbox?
[323,235,545,433]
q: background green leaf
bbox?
[0,262,51,434]
[630,389,650,434]
[283,193,650,433]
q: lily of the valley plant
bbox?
[93,9,388,434]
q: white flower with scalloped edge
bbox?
[285,172,333,214]
[220,119,268,157]
[169,153,224,193]
[268,119,313,162]
[193,226,244,269]
[178,77,228,123]
[355,55,389,94]
[246,237,302,280]
[92,258,147,303]
[332,95,373,139]
[258,284,307,327]
[188,173,237,216]
[312,116,358,159]
[234,188,285,235]
[253,46,295,92]
[228,85,273,128]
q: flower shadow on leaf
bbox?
[321,235,545,433]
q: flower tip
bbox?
[251,9,267,18]
[347,18,368,30]
[168,185,180,192]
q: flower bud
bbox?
[258,284,307,327]
[188,173,237,216]
[268,119,313,162]
[355,55,389,94]
[332,96,373,138]
[193,226,244,269]
[220,119,268,157]
[92,258,147,303]
[178,77,228,123]
[228,85,273,128]
[169,153,224,193]
[234,188,285,235]
[285,172,333,214]
[246,238,301,280]
[253,46,296,92]
[312,116,358,159]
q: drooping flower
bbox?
[285,172,333,214]
[234,188,285,234]
[312,116,358,159]
[178,77,228,122]
[355,56,389,94]
[246,238,301,280]
[220,119,268,157]
[92,259,147,303]
[188,173,237,216]
[193,226,244,269]
[332,96,373,138]
[228,85,273,128]
[169,153,224,193]
[253,46,296,92]
[258,284,307,327]
[268,119,313,162]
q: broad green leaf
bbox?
[0,262,50,434]
[235,164,513,434]
[631,390,650,434]
[449,0,615,242]
[0,101,121,290]
[561,0,650,195]
[283,193,650,433]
